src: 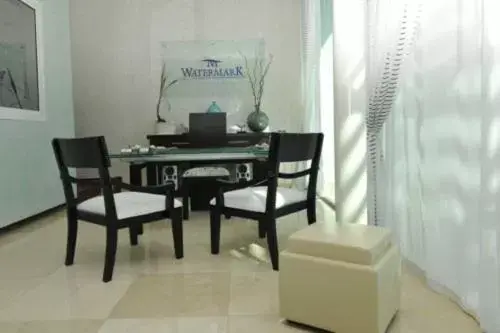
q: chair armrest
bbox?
[216,178,269,193]
[212,177,272,209]
[278,169,312,179]
[69,176,122,186]
[119,181,175,195]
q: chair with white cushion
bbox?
[209,132,323,270]
[52,136,183,282]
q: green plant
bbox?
[156,63,179,123]
[242,53,273,113]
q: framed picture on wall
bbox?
[0,0,45,121]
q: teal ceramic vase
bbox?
[207,101,222,113]
[247,110,269,132]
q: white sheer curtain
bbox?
[306,0,500,329]
[372,0,500,331]
[300,0,334,202]
[366,0,422,226]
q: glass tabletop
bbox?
[109,146,269,161]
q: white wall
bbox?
[70,0,302,178]
[0,0,74,227]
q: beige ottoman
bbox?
[279,222,400,333]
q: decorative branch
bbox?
[241,52,273,112]
[156,62,179,123]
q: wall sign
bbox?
[0,0,45,121]
[157,39,265,128]
[180,58,244,80]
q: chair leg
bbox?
[171,208,184,259]
[266,219,279,271]
[258,220,266,239]
[65,210,78,266]
[307,199,317,225]
[210,207,221,254]
[129,226,139,246]
[182,193,190,220]
[103,227,118,283]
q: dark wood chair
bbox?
[52,136,184,282]
[209,132,324,270]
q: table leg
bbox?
[129,164,143,186]
[182,182,190,221]
[129,164,144,235]
[146,164,157,186]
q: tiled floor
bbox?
[0,202,481,332]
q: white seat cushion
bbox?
[209,186,307,213]
[77,192,182,220]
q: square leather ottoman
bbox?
[279,222,401,333]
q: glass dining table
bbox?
[109,146,269,163]
[109,146,269,187]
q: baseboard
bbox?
[0,204,65,234]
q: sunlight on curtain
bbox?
[301,0,335,204]
[332,0,368,224]
[319,32,334,202]
[379,0,500,330]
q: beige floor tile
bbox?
[0,210,64,250]
[0,320,102,333]
[0,205,483,333]
[227,242,274,272]
[229,272,279,315]
[0,322,24,333]
[110,273,231,318]
[177,316,228,333]
[98,319,177,333]
[68,243,153,280]
[0,269,133,321]
[99,317,228,333]
[227,315,317,333]
[0,278,44,311]
[18,320,103,333]
[176,273,231,316]
[386,272,482,333]
[107,275,177,318]
[144,243,231,274]
[0,233,64,280]
[388,308,480,333]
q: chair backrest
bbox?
[270,133,323,163]
[53,136,111,169]
[265,132,324,211]
[52,136,116,216]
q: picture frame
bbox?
[0,0,45,121]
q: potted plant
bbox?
[242,53,273,132]
[155,62,179,134]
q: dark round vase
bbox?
[247,110,269,132]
